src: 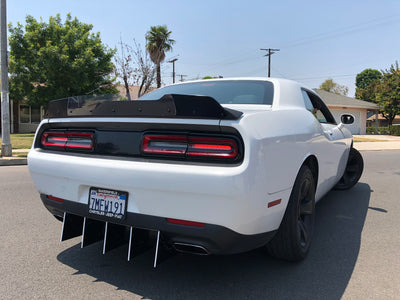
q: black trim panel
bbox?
[41,194,276,255]
[35,122,245,165]
[45,94,243,120]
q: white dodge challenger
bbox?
[28,78,364,264]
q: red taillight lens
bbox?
[41,132,68,147]
[187,137,238,158]
[41,132,94,150]
[142,134,239,160]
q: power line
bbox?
[260,48,280,77]
[292,74,356,81]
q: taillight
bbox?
[187,137,237,158]
[142,135,187,155]
[41,132,94,150]
[142,134,240,161]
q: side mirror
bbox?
[341,114,354,125]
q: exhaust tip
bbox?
[173,242,209,255]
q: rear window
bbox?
[139,80,274,105]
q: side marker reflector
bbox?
[48,195,64,203]
[268,199,282,208]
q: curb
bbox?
[0,157,27,166]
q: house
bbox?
[115,85,155,100]
[366,113,400,127]
[314,89,380,135]
[1,85,155,134]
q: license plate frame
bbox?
[88,187,128,220]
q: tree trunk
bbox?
[156,63,161,88]
[138,75,147,98]
[123,75,131,101]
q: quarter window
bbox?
[301,89,336,124]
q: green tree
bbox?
[145,25,175,88]
[355,69,382,102]
[319,78,349,96]
[375,62,400,127]
[9,14,117,107]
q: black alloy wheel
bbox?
[297,177,314,249]
[334,147,364,190]
[266,165,315,262]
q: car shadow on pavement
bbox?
[57,182,371,300]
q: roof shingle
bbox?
[314,89,379,110]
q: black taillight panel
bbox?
[36,124,244,164]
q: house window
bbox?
[20,105,30,123]
[31,107,41,123]
[19,105,42,124]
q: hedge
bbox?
[366,126,400,136]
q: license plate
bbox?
[88,187,128,220]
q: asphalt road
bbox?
[1,150,399,300]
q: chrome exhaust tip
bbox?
[173,242,209,255]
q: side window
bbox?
[301,90,314,113]
[301,89,336,124]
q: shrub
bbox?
[366,126,400,136]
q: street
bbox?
[0,150,399,299]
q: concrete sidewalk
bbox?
[353,135,400,151]
[1,135,400,166]
[0,149,29,166]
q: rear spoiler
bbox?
[44,94,243,120]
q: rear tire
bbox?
[266,165,315,262]
[334,147,364,190]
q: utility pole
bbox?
[260,48,280,77]
[177,74,187,82]
[1,0,11,157]
[168,58,178,83]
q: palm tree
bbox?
[145,25,175,88]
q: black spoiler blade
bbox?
[44,94,243,120]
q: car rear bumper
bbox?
[42,194,276,255]
[29,149,290,235]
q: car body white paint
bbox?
[28,78,353,236]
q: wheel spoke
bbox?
[298,220,308,244]
[300,179,310,199]
[342,174,350,185]
[300,200,313,215]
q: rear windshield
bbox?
[139,80,274,105]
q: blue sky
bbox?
[7,0,400,96]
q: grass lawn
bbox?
[0,133,35,149]
[353,137,387,142]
